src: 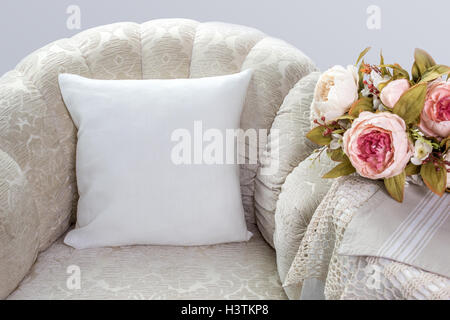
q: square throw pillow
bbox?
[59,70,253,249]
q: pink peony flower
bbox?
[380,79,410,108]
[418,80,450,138]
[343,112,412,179]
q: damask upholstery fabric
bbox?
[189,22,265,78]
[141,19,199,79]
[13,39,91,250]
[0,68,80,252]
[242,38,317,233]
[255,72,321,247]
[0,18,317,298]
[0,150,39,299]
[8,225,286,300]
[71,22,142,80]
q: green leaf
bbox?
[379,50,391,77]
[414,48,436,77]
[405,163,420,176]
[348,97,373,117]
[336,114,356,121]
[384,171,406,202]
[411,62,420,83]
[306,126,332,146]
[421,161,447,196]
[323,156,356,178]
[419,64,450,83]
[440,137,450,152]
[378,79,392,92]
[358,60,366,91]
[327,148,346,162]
[392,83,427,125]
[380,64,409,80]
[355,47,371,66]
[392,64,409,80]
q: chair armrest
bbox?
[274,151,335,299]
[0,149,39,299]
[255,71,321,246]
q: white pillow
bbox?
[59,71,253,249]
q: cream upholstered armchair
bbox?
[0,19,321,299]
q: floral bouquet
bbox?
[307,48,449,202]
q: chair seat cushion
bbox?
[8,225,286,300]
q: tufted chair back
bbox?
[0,19,318,297]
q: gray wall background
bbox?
[0,0,448,75]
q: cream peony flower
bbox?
[311,65,359,125]
[410,139,433,165]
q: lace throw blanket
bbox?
[283,175,450,300]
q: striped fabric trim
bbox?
[377,191,449,264]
